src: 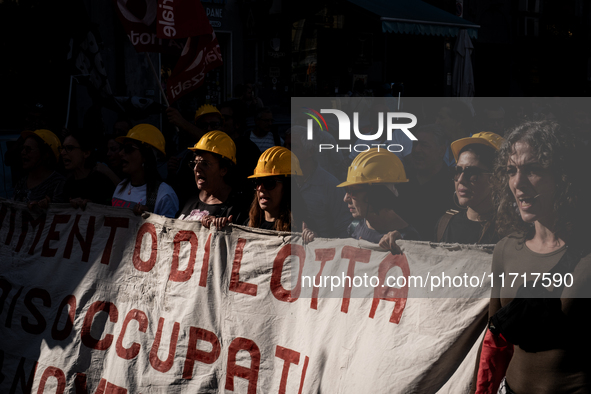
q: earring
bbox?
[453,191,467,210]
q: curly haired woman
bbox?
[475,121,591,394]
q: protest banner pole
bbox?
[143,51,179,138]
[65,74,88,128]
[144,52,170,107]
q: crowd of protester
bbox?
[8,97,591,241]
[7,96,591,392]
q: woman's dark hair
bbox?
[249,177,309,232]
[492,120,591,241]
[27,134,57,170]
[458,144,497,171]
[192,149,236,187]
[118,142,162,195]
[64,130,98,169]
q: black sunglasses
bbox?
[453,166,491,182]
[59,145,82,153]
[121,144,140,154]
[253,178,283,191]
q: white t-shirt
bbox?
[112,181,179,218]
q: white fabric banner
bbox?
[0,200,492,393]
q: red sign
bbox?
[166,33,223,103]
[113,0,183,53]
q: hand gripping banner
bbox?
[0,200,492,393]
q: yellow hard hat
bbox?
[450,132,505,162]
[116,124,166,156]
[21,129,62,162]
[188,130,236,164]
[194,104,222,122]
[248,146,303,178]
[337,148,408,187]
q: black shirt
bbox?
[63,170,115,205]
[259,220,276,230]
[435,210,499,244]
[178,190,250,225]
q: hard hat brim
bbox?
[187,145,237,164]
[336,179,409,187]
[450,137,498,163]
[247,173,295,179]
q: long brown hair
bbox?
[249,177,294,231]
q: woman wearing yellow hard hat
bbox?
[247,146,314,239]
[337,148,420,252]
[13,129,67,208]
[177,130,250,228]
[111,124,179,218]
[435,132,504,243]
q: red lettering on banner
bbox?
[81,301,119,350]
[4,208,16,245]
[95,379,107,394]
[340,246,371,313]
[182,326,221,379]
[116,309,148,360]
[297,356,310,394]
[199,234,211,287]
[103,382,128,394]
[169,230,198,282]
[133,223,158,272]
[369,254,410,324]
[229,238,257,296]
[92,378,128,394]
[149,317,180,373]
[74,373,88,393]
[41,215,71,258]
[37,366,66,394]
[22,288,51,335]
[9,356,37,394]
[275,346,300,394]
[100,217,129,265]
[311,248,336,310]
[51,295,76,341]
[226,337,260,394]
[63,215,95,262]
[271,244,306,302]
[15,212,45,254]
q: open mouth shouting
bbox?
[195,173,206,187]
[516,194,537,211]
